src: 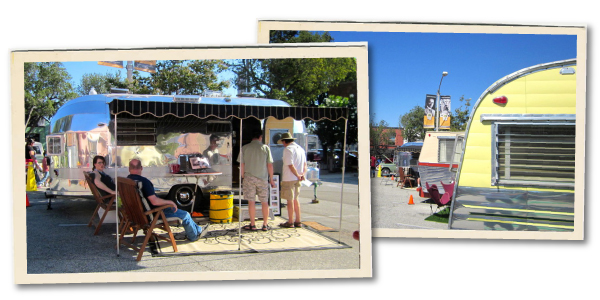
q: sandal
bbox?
[294,222,303,228]
[262,224,271,231]
[242,224,257,231]
[279,222,295,228]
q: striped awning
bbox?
[109,99,348,121]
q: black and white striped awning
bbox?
[109,99,348,121]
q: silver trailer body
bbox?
[45,94,298,209]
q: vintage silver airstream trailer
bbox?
[44,92,311,211]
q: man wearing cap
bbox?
[239,130,275,231]
[278,132,307,228]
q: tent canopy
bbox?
[109,98,348,121]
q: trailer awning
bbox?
[109,99,348,121]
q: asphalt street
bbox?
[24,170,361,276]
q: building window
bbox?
[493,124,575,188]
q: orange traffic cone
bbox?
[390,175,395,181]
[408,194,414,205]
[26,194,31,207]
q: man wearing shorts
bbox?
[278,132,307,228]
[240,130,275,231]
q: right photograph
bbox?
[258,21,587,240]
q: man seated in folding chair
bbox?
[127,159,209,242]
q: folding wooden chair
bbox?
[84,171,118,235]
[117,177,178,261]
[397,167,416,188]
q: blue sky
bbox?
[325,31,577,126]
[61,32,576,127]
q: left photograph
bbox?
[12,44,370,284]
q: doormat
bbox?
[302,221,334,231]
[149,216,350,257]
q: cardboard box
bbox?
[97,207,118,223]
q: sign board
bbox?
[98,61,123,68]
[423,94,436,128]
[439,95,451,129]
[134,60,157,73]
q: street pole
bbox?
[435,71,448,131]
[126,61,133,82]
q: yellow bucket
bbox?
[209,191,233,223]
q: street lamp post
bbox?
[435,71,449,131]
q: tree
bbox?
[450,95,472,131]
[229,57,356,106]
[75,71,123,96]
[24,62,77,128]
[270,30,333,44]
[399,106,428,142]
[231,31,355,107]
[106,60,230,95]
[370,115,394,155]
[312,95,358,155]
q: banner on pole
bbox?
[439,95,451,130]
[98,61,123,68]
[134,60,157,73]
[423,94,436,128]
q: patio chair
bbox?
[425,182,453,215]
[397,167,416,188]
[84,171,118,235]
[117,177,178,261]
[440,181,455,200]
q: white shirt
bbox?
[281,142,307,181]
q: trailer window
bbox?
[46,135,64,155]
[116,119,157,146]
[494,124,575,188]
[439,138,463,163]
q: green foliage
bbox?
[230,57,356,106]
[450,95,471,131]
[269,30,334,44]
[312,95,358,150]
[101,60,230,95]
[370,116,394,155]
[24,62,77,128]
[399,106,428,142]
[75,71,123,95]
[136,60,230,95]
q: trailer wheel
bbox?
[171,185,196,207]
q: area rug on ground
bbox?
[151,217,350,257]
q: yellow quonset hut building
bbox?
[449,59,577,231]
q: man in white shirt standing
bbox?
[278,132,307,228]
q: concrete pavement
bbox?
[24,171,362,276]
[371,176,448,230]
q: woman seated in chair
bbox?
[92,155,116,196]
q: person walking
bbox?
[37,151,51,188]
[239,130,276,231]
[278,132,307,228]
[25,138,42,183]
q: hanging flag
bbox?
[134,60,157,73]
[98,61,123,68]
[423,94,436,128]
[439,95,451,130]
